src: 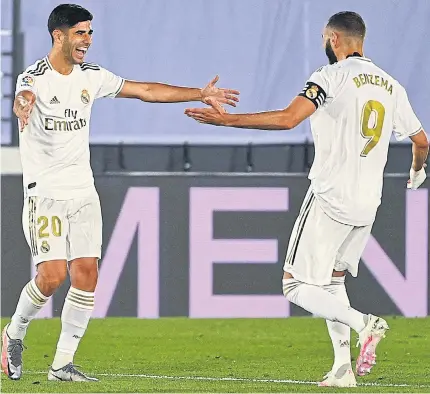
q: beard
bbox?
[325,40,338,65]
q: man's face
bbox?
[60,21,93,64]
[322,29,338,65]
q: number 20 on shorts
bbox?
[37,216,62,238]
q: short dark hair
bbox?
[48,4,93,43]
[326,11,366,39]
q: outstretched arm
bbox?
[117,75,239,107]
[185,96,316,130]
[185,69,328,130]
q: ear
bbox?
[52,29,65,45]
[330,31,341,49]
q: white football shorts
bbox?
[283,187,372,286]
[22,194,102,265]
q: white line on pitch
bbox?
[26,371,430,388]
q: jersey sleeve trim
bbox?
[298,81,327,109]
[408,126,423,137]
[27,60,49,76]
[113,78,125,97]
[394,125,423,141]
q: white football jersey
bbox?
[15,56,124,200]
[298,55,423,226]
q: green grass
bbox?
[1,317,429,392]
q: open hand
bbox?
[185,97,229,126]
[201,75,239,107]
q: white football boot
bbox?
[48,362,98,382]
[356,314,389,376]
[319,363,357,387]
[1,323,25,380]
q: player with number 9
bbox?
[185,11,429,387]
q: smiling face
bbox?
[54,21,93,65]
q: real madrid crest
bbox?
[81,89,90,104]
[41,240,50,253]
[305,85,319,100]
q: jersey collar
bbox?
[345,52,372,62]
[44,56,53,70]
[44,56,77,76]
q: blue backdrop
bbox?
[2,0,430,144]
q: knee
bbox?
[282,278,301,299]
[35,261,68,296]
[69,258,99,292]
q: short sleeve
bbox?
[95,67,125,99]
[298,67,330,109]
[15,73,37,96]
[393,85,422,141]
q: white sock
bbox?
[323,276,352,371]
[7,278,50,340]
[283,278,367,333]
[51,287,94,370]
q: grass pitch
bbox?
[1,317,429,392]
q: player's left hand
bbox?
[200,75,240,107]
[185,97,228,126]
[407,163,427,189]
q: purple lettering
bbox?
[93,188,160,318]
[189,187,290,318]
[362,189,428,316]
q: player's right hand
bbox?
[200,75,240,107]
[13,92,36,131]
[407,164,427,189]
